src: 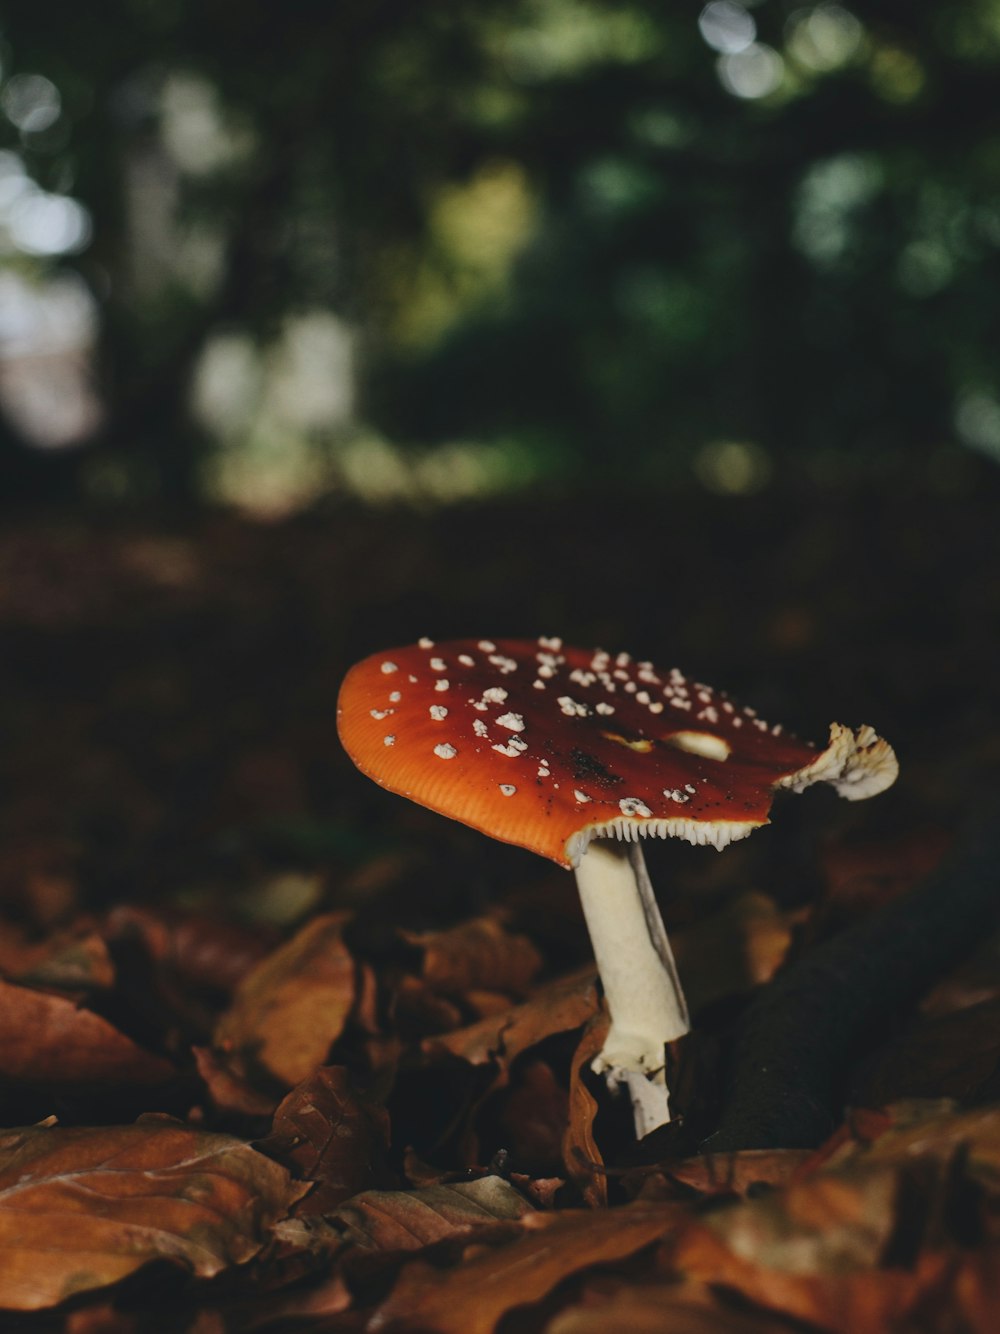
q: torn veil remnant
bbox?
[337,637,898,1138]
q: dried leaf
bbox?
[642,1149,813,1201]
[855,997,1000,1108]
[392,974,465,1039]
[333,1175,534,1250]
[260,1065,393,1214]
[193,1045,279,1118]
[703,1165,904,1271]
[668,1109,984,1333]
[214,912,355,1087]
[921,927,1000,1018]
[106,905,276,996]
[401,916,542,996]
[673,1213,951,1334]
[956,1245,1000,1334]
[489,1058,569,1176]
[0,977,173,1087]
[371,1204,681,1334]
[547,1279,797,1334]
[562,1012,610,1208]
[429,966,599,1067]
[0,1120,308,1311]
[821,829,951,914]
[671,892,800,1015]
[0,920,114,993]
[842,1101,1000,1180]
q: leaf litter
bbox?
[0,514,997,1331]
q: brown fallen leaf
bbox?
[0,976,174,1087]
[213,911,355,1087]
[674,1212,953,1334]
[839,1100,1000,1180]
[854,997,1000,1108]
[259,1065,394,1214]
[105,905,277,997]
[428,966,599,1067]
[547,1278,799,1334]
[0,919,114,993]
[668,1106,988,1333]
[820,828,951,915]
[392,973,465,1040]
[921,927,1000,1018]
[956,1243,1000,1334]
[487,1057,569,1176]
[563,1011,611,1208]
[401,916,542,997]
[370,1203,682,1334]
[193,1045,279,1119]
[333,1175,535,1250]
[638,1148,813,1202]
[671,892,800,1016]
[0,1119,308,1311]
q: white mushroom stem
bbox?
[573,839,690,1138]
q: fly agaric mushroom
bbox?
[337,637,897,1137]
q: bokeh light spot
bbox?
[699,2,756,55]
[7,192,91,256]
[2,73,61,133]
[694,440,772,494]
[785,5,863,73]
[717,44,784,99]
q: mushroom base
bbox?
[573,839,690,1137]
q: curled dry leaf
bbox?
[428,966,599,1068]
[401,916,543,997]
[333,1175,534,1250]
[0,1119,308,1311]
[667,1102,1000,1333]
[563,1011,610,1208]
[259,1065,393,1215]
[0,977,173,1087]
[370,1203,682,1334]
[193,1045,280,1119]
[638,1149,814,1202]
[213,911,355,1087]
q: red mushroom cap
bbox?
[337,637,897,868]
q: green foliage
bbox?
[2,0,1000,501]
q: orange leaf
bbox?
[429,966,599,1067]
[371,1204,682,1334]
[0,1120,308,1311]
[562,1011,610,1208]
[0,977,172,1087]
[401,916,542,997]
[547,1278,798,1333]
[214,912,355,1087]
[647,1148,813,1201]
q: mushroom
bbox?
[337,637,897,1137]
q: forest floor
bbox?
[0,466,998,1332]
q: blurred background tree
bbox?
[1,0,1000,511]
